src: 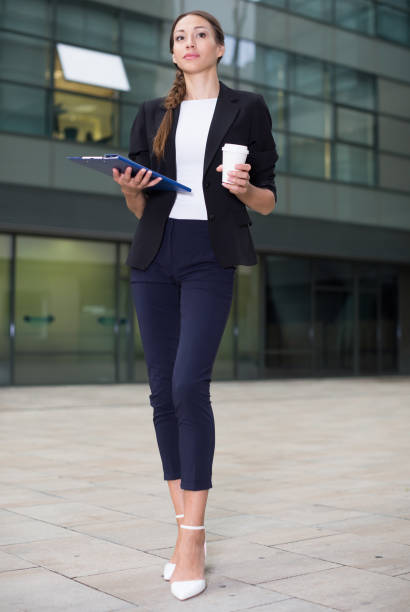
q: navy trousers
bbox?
[130,217,236,491]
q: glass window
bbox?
[335,0,375,35]
[314,259,353,288]
[380,266,399,372]
[0,82,47,136]
[289,0,333,21]
[337,107,374,146]
[120,104,141,150]
[265,256,312,376]
[56,1,119,53]
[289,135,330,179]
[376,4,410,45]
[122,59,175,103]
[122,13,164,61]
[218,34,236,80]
[314,288,354,373]
[382,0,410,8]
[0,32,50,87]
[334,66,376,111]
[336,143,375,186]
[0,0,50,37]
[237,259,262,379]
[248,0,285,7]
[53,91,118,145]
[238,42,286,89]
[244,84,286,131]
[289,55,330,98]
[289,94,333,139]
[0,234,11,386]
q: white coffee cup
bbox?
[221,143,249,184]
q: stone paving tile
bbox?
[259,565,410,611]
[0,567,133,611]
[207,547,338,583]
[2,533,163,578]
[70,516,216,552]
[4,500,134,527]
[0,485,66,507]
[0,516,75,545]
[275,532,410,576]
[77,565,289,611]
[0,549,36,573]
[314,515,410,545]
[0,377,409,611]
[232,600,337,611]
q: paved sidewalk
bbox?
[0,377,409,611]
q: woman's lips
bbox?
[184,55,199,59]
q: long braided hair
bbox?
[152,10,225,162]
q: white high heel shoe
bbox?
[170,524,207,601]
[162,514,207,581]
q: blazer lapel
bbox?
[158,80,240,181]
[203,80,240,178]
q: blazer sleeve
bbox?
[248,94,279,205]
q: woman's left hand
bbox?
[216,163,252,195]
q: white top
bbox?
[168,97,218,220]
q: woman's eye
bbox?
[175,32,206,41]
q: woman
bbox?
[113,10,278,601]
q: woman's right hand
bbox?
[112,166,162,197]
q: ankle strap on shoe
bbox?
[175,514,184,518]
[180,524,205,530]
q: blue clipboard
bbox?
[66,154,191,193]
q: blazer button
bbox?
[204,181,210,188]
[208,213,215,221]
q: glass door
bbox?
[14,235,132,384]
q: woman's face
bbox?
[172,15,224,74]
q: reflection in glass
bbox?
[314,259,353,288]
[0,82,46,136]
[56,1,119,52]
[248,0,285,7]
[0,235,11,385]
[376,4,410,45]
[0,0,50,37]
[359,291,378,373]
[315,290,354,373]
[122,59,176,103]
[214,288,235,380]
[122,13,168,62]
[334,67,376,111]
[337,107,375,146]
[336,143,375,186]
[237,261,261,379]
[289,0,333,21]
[335,0,375,35]
[289,135,330,179]
[381,273,398,372]
[289,55,329,98]
[239,42,286,89]
[265,256,312,376]
[289,94,332,139]
[15,236,119,384]
[0,32,50,87]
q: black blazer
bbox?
[125,79,279,269]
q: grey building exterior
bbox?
[1,0,410,385]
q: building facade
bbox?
[1,0,410,385]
